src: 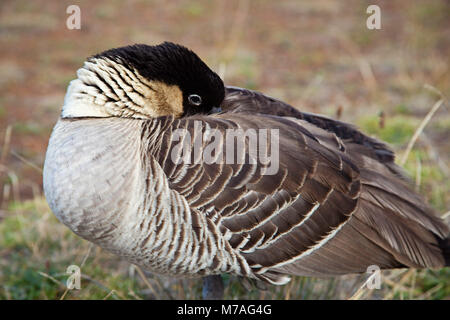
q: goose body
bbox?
[44,42,449,288]
[44,117,243,276]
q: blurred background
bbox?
[0,0,449,299]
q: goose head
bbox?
[62,42,225,119]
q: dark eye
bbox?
[188,94,202,106]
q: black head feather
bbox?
[91,42,225,116]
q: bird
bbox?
[43,42,449,299]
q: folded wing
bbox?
[149,86,449,284]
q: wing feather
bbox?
[147,86,448,283]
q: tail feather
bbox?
[437,236,450,266]
[346,143,449,269]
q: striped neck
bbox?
[61,58,184,119]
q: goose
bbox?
[43,42,449,299]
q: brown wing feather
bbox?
[150,86,448,284]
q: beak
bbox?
[208,106,222,115]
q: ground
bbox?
[0,0,449,299]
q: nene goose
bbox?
[43,42,449,299]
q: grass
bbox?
[0,199,142,300]
[358,114,419,146]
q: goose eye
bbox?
[188,94,202,106]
